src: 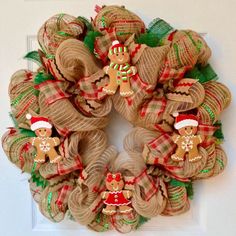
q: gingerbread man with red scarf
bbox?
[101,173,133,215]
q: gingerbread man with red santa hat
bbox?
[171,113,204,162]
[26,114,62,164]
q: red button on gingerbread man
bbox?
[101,173,133,215]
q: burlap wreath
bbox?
[2,5,231,233]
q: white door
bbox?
[0,0,235,236]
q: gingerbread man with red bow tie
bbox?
[101,173,133,215]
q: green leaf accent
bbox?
[185,64,218,84]
[136,33,159,47]
[32,172,48,188]
[19,128,36,137]
[31,162,48,189]
[24,51,42,66]
[84,31,102,53]
[214,121,224,141]
[186,182,194,200]
[170,179,194,199]
[9,113,18,127]
[34,71,54,85]
[136,215,150,229]
[77,16,93,31]
[148,18,174,42]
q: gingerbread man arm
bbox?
[51,137,60,147]
[193,135,205,145]
[103,65,110,74]
[123,190,132,199]
[171,134,181,144]
[130,66,137,76]
[30,137,39,146]
[101,191,109,200]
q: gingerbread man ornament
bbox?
[103,40,137,97]
[101,173,133,215]
[26,114,62,164]
[171,113,204,162]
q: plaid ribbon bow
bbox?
[94,28,117,64]
[143,133,176,166]
[140,97,166,118]
[159,63,191,83]
[77,70,108,101]
[35,80,70,105]
[198,124,218,148]
[124,169,158,201]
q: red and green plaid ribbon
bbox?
[125,169,158,201]
[35,80,70,105]
[140,97,166,118]
[147,133,176,164]
[94,28,117,64]
[77,72,107,100]
[57,155,83,175]
[159,63,191,83]
[55,185,74,209]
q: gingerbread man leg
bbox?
[119,79,134,97]
[102,205,116,215]
[171,147,185,162]
[103,71,119,95]
[47,148,62,164]
[119,205,133,214]
[34,150,46,163]
[188,147,202,162]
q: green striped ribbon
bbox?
[216,158,224,168]
[47,192,57,222]
[11,87,34,107]
[123,218,138,225]
[173,43,182,67]
[201,103,215,122]
[185,31,201,53]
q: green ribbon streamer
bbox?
[185,64,218,84]
[136,216,149,229]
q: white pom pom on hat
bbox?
[172,112,179,117]
[26,113,32,120]
[112,40,120,46]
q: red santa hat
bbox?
[26,114,52,131]
[109,40,128,55]
[173,112,198,130]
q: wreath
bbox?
[2,4,231,233]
